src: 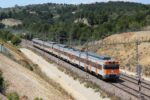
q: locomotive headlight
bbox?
[115,61,119,64]
[104,61,109,65]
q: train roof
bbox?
[32,39,44,43]
[32,39,112,60]
[88,52,111,60]
[47,41,56,44]
[54,44,68,48]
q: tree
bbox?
[8,11,12,18]
[0,23,5,29]
[129,21,141,31]
[0,12,8,20]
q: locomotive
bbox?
[32,38,120,80]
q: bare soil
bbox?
[0,54,71,100]
[1,18,22,26]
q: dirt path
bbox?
[0,54,71,100]
[20,48,110,100]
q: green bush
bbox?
[0,70,5,93]
[0,30,21,45]
[11,36,21,45]
[7,92,20,100]
[34,97,43,100]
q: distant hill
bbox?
[0,1,150,43]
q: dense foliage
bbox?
[1,1,150,43]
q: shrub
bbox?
[34,97,43,100]
[0,30,21,45]
[7,92,20,100]
[0,70,5,93]
[11,36,21,45]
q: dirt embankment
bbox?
[0,54,71,100]
[96,31,150,77]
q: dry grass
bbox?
[31,64,74,100]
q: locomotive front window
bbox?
[102,57,111,60]
[104,65,119,69]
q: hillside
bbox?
[95,31,150,76]
[0,1,150,43]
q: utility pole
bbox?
[135,40,142,100]
[85,40,89,80]
[0,43,2,53]
[56,33,60,64]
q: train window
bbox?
[97,65,102,69]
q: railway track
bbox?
[112,77,150,99]
[121,74,150,90]
[118,74,150,99]
[121,73,150,87]
[21,40,150,100]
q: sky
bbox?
[0,0,150,8]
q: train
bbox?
[32,38,120,80]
